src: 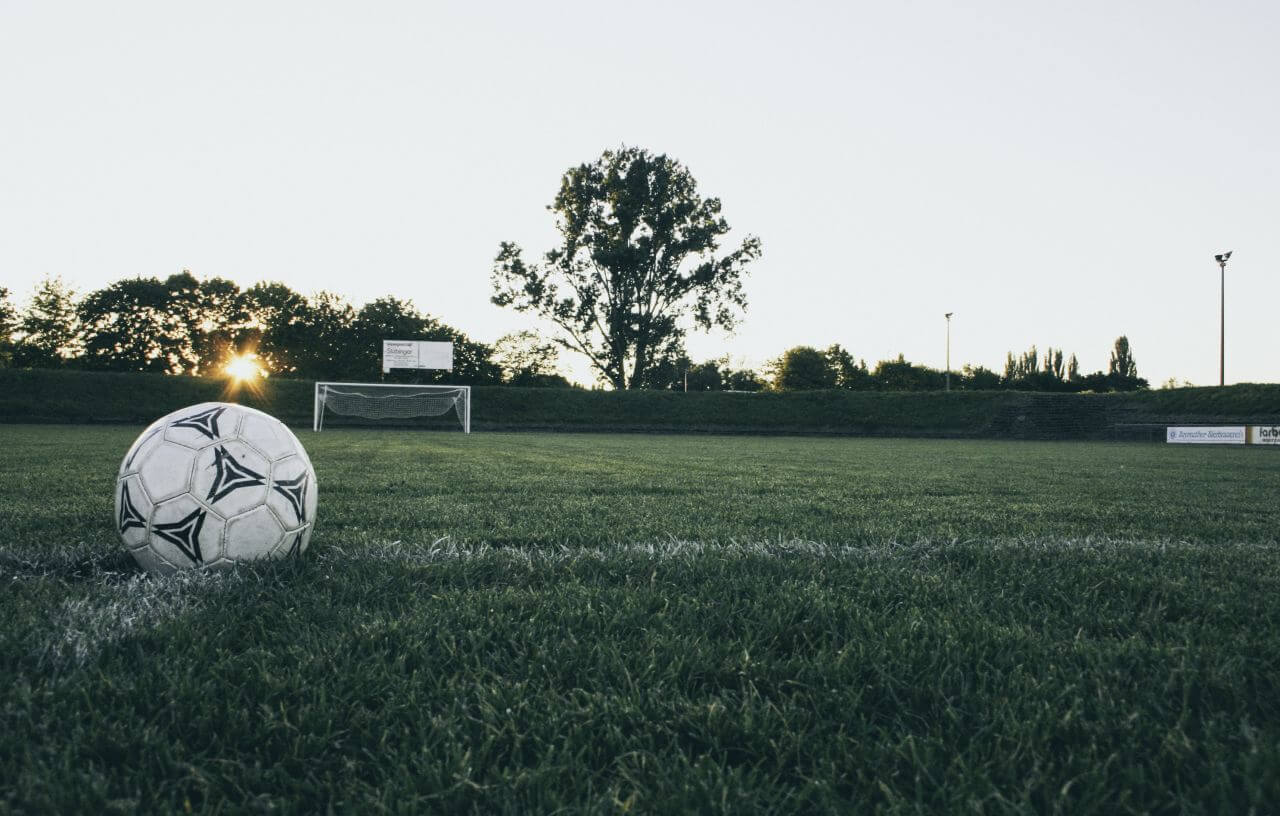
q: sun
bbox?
[224,353,264,382]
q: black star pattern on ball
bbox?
[206,445,267,504]
[272,473,309,523]
[171,406,227,441]
[285,529,305,558]
[117,483,146,533]
[152,507,207,565]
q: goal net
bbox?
[313,382,471,433]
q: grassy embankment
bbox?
[1,367,1277,438]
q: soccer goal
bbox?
[313,382,471,433]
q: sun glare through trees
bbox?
[223,353,264,383]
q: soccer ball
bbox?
[115,402,318,576]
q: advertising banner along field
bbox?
[1251,425,1280,445]
[1166,426,1247,445]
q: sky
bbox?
[2,0,1276,386]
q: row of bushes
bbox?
[2,369,1277,439]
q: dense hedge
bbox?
[1,368,1277,438]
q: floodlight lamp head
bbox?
[1215,251,1232,264]
[945,312,953,319]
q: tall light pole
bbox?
[944,312,953,392]
[1215,251,1231,387]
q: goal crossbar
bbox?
[313,382,471,433]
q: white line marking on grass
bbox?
[317,536,1276,567]
[37,570,239,669]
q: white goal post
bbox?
[313,382,471,433]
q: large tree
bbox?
[491,146,761,389]
[493,331,570,387]
[1107,335,1146,391]
[768,346,836,391]
[1108,335,1138,380]
[872,354,944,391]
[724,366,765,392]
[825,344,870,390]
[78,277,177,372]
[77,272,253,374]
[281,291,360,380]
[244,282,312,375]
[14,276,79,368]
[171,272,252,374]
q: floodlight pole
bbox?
[1215,252,1231,387]
[944,312,953,391]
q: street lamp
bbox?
[1215,251,1231,387]
[944,312,954,391]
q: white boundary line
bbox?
[315,536,1279,566]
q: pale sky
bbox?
[2,0,1276,386]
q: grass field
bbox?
[2,426,1279,813]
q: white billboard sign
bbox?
[1251,425,1280,445]
[1166,426,1246,445]
[382,340,453,373]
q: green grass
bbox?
[2,426,1279,814]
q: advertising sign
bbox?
[1166,426,1246,444]
[382,340,453,372]
[1251,425,1280,445]
[382,341,418,371]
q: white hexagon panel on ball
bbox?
[224,505,286,564]
[136,441,199,504]
[119,426,165,478]
[115,402,318,576]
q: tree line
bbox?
[0,273,1145,392]
[0,145,1147,393]
[0,275,566,387]
[748,338,1145,393]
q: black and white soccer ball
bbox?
[115,402,318,576]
